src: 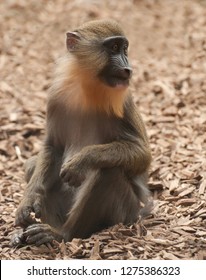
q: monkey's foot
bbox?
[23,224,63,246]
[10,229,27,247]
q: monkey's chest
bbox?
[61,113,119,152]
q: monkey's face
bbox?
[66,20,132,89]
[98,36,132,88]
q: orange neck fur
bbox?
[80,71,128,117]
[53,56,128,118]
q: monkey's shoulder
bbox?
[120,95,147,141]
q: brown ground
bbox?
[0,0,206,260]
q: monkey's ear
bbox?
[66,32,81,51]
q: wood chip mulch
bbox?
[0,0,206,260]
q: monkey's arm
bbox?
[86,140,150,174]
[61,138,151,185]
[15,144,58,227]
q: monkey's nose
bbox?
[120,67,133,79]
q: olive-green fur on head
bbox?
[75,19,125,40]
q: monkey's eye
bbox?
[123,45,128,56]
[112,43,119,52]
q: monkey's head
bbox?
[66,20,132,89]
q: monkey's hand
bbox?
[60,154,88,187]
[15,189,43,228]
[23,224,62,246]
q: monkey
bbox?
[12,19,152,247]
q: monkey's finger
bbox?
[24,224,51,238]
[23,225,42,237]
[15,207,35,227]
[15,216,35,227]
[33,201,42,219]
[35,235,54,246]
[59,168,67,179]
[23,227,38,238]
[60,170,72,182]
[26,232,49,245]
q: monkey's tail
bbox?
[132,174,153,219]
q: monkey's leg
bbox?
[15,146,64,227]
[18,184,76,246]
[63,168,140,241]
[11,156,39,247]
[24,155,37,183]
